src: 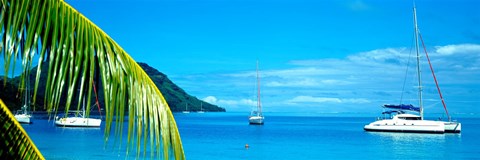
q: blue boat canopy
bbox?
[382,110,405,114]
[383,104,420,112]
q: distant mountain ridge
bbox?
[0,62,225,112]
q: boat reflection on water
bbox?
[366,131,461,145]
[367,132,445,140]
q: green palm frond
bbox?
[1,0,185,159]
[0,99,44,159]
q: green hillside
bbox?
[0,62,225,112]
[138,62,225,112]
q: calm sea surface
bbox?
[23,113,480,159]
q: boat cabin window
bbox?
[405,117,421,120]
[398,117,420,120]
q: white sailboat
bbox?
[364,4,461,133]
[55,98,102,127]
[14,73,32,124]
[55,86,102,127]
[182,103,190,113]
[249,60,264,125]
[197,102,205,113]
[14,105,32,124]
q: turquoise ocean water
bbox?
[23,113,480,159]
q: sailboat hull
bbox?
[14,114,31,124]
[443,122,461,133]
[249,116,264,125]
[364,119,444,133]
[55,117,101,127]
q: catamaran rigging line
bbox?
[418,33,451,121]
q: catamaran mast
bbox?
[256,60,262,115]
[413,5,424,120]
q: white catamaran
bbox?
[249,60,264,125]
[364,5,461,133]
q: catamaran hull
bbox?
[443,122,461,133]
[249,116,264,125]
[55,117,101,127]
[14,114,31,124]
[364,119,444,133]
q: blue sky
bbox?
[59,0,480,115]
[4,0,480,116]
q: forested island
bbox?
[0,62,225,113]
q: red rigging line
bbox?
[419,33,451,121]
[92,80,102,117]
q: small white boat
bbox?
[14,114,31,124]
[249,112,264,125]
[55,98,101,127]
[14,106,32,124]
[55,114,101,127]
[15,74,32,124]
[249,60,264,125]
[182,103,190,113]
[197,102,205,113]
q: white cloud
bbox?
[347,48,409,66]
[203,96,218,104]
[203,96,256,108]
[435,44,480,55]
[288,96,342,103]
[266,79,353,87]
[321,79,353,85]
[342,98,371,104]
[227,65,348,79]
[286,96,370,104]
[265,67,332,77]
[183,43,479,113]
[347,0,370,11]
[266,78,319,87]
[429,44,480,73]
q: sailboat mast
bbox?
[24,73,28,108]
[413,5,424,120]
[256,60,262,115]
[82,96,86,118]
[23,69,30,114]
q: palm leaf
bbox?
[1,0,185,159]
[0,99,44,159]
